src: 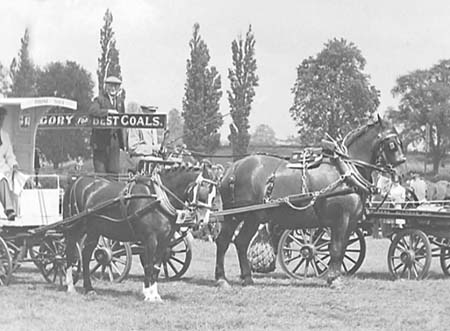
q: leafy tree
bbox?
[167,108,184,147]
[9,28,37,97]
[390,60,450,174]
[182,23,223,155]
[97,9,122,95]
[250,124,276,146]
[290,38,379,144]
[228,25,259,160]
[0,62,9,96]
[35,61,95,168]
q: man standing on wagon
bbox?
[0,107,19,221]
[88,76,126,176]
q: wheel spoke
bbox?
[169,256,185,266]
[311,257,320,276]
[167,260,179,274]
[111,248,126,257]
[107,266,114,282]
[342,260,349,273]
[283,252,302,265]
[315,241,330,250]
[303,259,310,277]
[162,262,169,278]
[415,260,425,269]
[345,249,361,253]
[312,229,325,245]
[110,261,122,275]
[288,233,304,247]
[171,249,187,254]
[90,262,102,275]
[111,257,126,265]
[393,262,404,272]
[344,254,357,264]
[292,257,305,274]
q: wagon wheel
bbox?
[0,236,12,286]
[342,229,366,275]
[85,236,132,283]
[439,246,450,276]
[387,229,431,280]
[6,240,25,273]
[29,235,82,286]
[277,228,366,280]
[161,230,192,280]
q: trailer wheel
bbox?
[30,235,82,287]
[387,229,431,280]
[277,228,366,279]
[0,236,12,286]
[439,247,450,276]
[81,236,132,283]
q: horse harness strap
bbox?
[151,173,196,225]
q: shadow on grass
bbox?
[180,275,327,289]
[354,272,393,281]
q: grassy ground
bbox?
[2,238,450,331]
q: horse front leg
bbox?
[141,233,162,302]
[81,231,100,294]
[327,212,351,287]
[215,215,241,287]
[65,231,80,294]
[234,216,260,286]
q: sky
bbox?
[2,0,450,140]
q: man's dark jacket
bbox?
[88,92,126,150]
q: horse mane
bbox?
[342,120,380,147]
[160,162,202,175]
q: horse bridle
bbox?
[187,172,218,210]
[375,131,404,168]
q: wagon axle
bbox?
[300,244,316,261]
[94,246,113,266]
[399,249,416,266]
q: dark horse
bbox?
[215,117,406,287]
[64,162,217,302]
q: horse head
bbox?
[374,117,406,168]
[343,117,406,170]
[158,162,218,224]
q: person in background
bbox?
[74,156,84,172]
[389,174,406,207]
[88,76,126,175]
[408,172,427,201]
[127,103,161,171]
[371,172,392,238]
[0,107,19,221]
[34,148,41,186]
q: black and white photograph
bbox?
[1,1,450,330]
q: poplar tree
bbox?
[228,25,259,160]
[182,23,223,155]
[9,28,37,97]
[97,9,122,95]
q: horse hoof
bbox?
[241,277,254,286]
[216,279,231,289]
[144,295,163,303]
[329,277,344,290]
[66,286,76,294]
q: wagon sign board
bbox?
[37,113,167,129]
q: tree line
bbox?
[1,9,449,173]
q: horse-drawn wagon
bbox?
[0,98,217,300]
[212,117,408,287]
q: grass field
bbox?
[2,238,450,331]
